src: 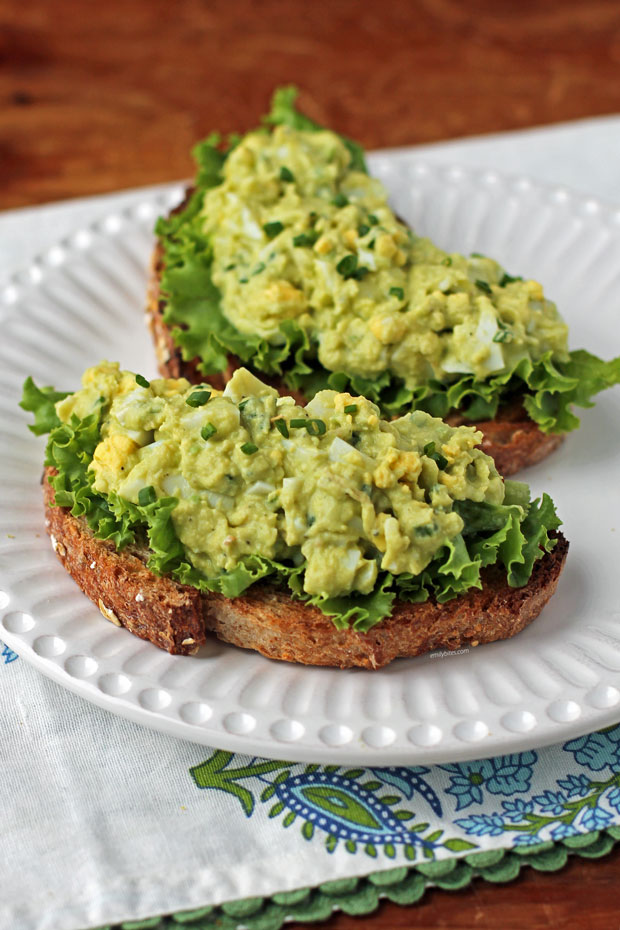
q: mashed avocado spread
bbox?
[202,125,569,388]
[158,88,620,434]
[23,362,560,629]
[57,362,504,598]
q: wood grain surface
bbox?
[2,0,620,208]
[2,0,620,927]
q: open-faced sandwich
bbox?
[148,87,620,476]
[22,363,567,668]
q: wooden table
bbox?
[2,0,620,925]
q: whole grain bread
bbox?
[44,469,569,668]
[146,231,564,476]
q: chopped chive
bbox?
[238,399,250,410]
[493,330,513,343]
[306,418,326,436]
[135,374,150,388]
[293,230,319,247]
[289,418,326,436]
[441,256,452,266]
[224,263,236,271]
[499,272,523,286]
[344,404,358,415]
[475,279,493,296]
[186,389,212,407]
[368,214,379,225]
[423,441,448,470]
[279,166,294,182]
[336,254,369,281]
[470,252,486,259]
[263,221,284,239]
[389,286,404,300]
[357,224,370,237]
[138,485,157,506]
[240,442,259,455]
[201,423,217,440]
[251,261,266,277]
[415,524,436,537]
[336,254,358,277]
[274,418,289,438]
[331,193,349,208]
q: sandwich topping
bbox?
[59,362,504,597]
[157,87,620,434]
[202,124,569,388]
[24,363,560,630]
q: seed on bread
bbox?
[98,599,122,627]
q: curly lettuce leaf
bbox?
[192,133,232,190]
[20,377,70,435]
[284,567,396,632]
[41,405,138,550]
[423,533,484,604]
[168,552,290,599]
[27,382,562,633]
[506,492,561,587]
[326,347,620,434]
[264,85,367,173]
[521,349,620,433]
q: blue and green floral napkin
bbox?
[2,641,620,930]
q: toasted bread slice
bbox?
[44,469,568,668]
[146,231,564,476]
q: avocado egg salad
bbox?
[22,362,561,633]
[155,86,619,438]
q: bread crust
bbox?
[147,217,564,475]
[43,469,568,668]
[44,470,206,655]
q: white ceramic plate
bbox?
[1,160,620,765]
